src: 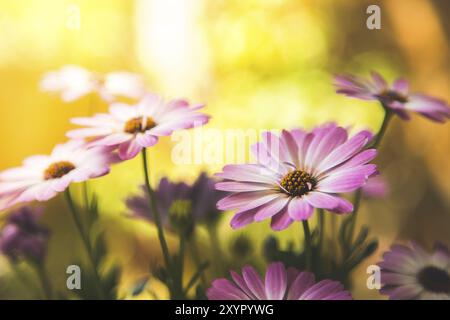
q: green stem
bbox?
[348,108,393,243]
[82,181,90,210]
[330,213,337,255]
[34,262,53,300]
[64,188,105,299]
[184,262,209,296]
[173,235,186,300]
[207,225,223,276]
[302,220,312,271]
[179,236,185,273]
[318,209,325,254]
[372,108,393,149]
[141,149,171,269]
[189,236,207,287]
[348,189,362,244]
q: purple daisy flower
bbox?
[0,207,49,263]
[215,123,377,231]
[67,93,209,160]
[0,140,117,211]
[207,262,352,300]
[362,176,388,199]
[127,173,223,230]
[378,242,450,300]
[334,71,450,122]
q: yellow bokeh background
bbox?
[0,0,449,299]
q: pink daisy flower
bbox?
[216,124,377,231]
[334,71,450,122]
[207,262,352,300]
[67,93,210,160]
[40,65,146,102]
[378,242,450,300]
[0,140,115,211]
[362,175,388,199]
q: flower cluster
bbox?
[0,66,449,301]
[0,68,209,211]
[215,124,377,230]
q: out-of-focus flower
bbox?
[215,123,377,231]
[229,234,253,259]
[334,72,450,122]
[126,173,223,232]
[362,175,389,199]
[67,93,209,160]
[40,65,146,102]
[0,140,116,211]
[127,178,190,233]
[207,262,352,300]
[99,72,147,102]
[0,207,49,262]
[378,242,450,300]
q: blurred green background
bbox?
[0,0,449,299]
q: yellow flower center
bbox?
[44,161,76,180]
[124,117,156,134]
[378,90,408,104]
[169,199,192,220]
[280,170,316,197]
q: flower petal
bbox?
[300,280,346,300]
[67,127,113,139]
[370,71,388,91]
[216,164,279,184]
[230,208,256,229]
[254,196,290,221]
[265,262,287,300]
[118,139,142,160]
[326,149,377,175]
[317,165,375,193]
[304,192,353,213]
[270,208,294,231]
[316,131,371,173]
[215,181,272,192]
[287,271,316,300]
[207,279,250,300]
[230,271,258,300]
[404,94,450,123]
[304,127,347,173]
[287,198,314,220]
[242,266,267,300]
[91,133,131,146]
[281,130,299,167]
[392,79,409,95]
[216,191,275,210]
[135,133,159,147]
